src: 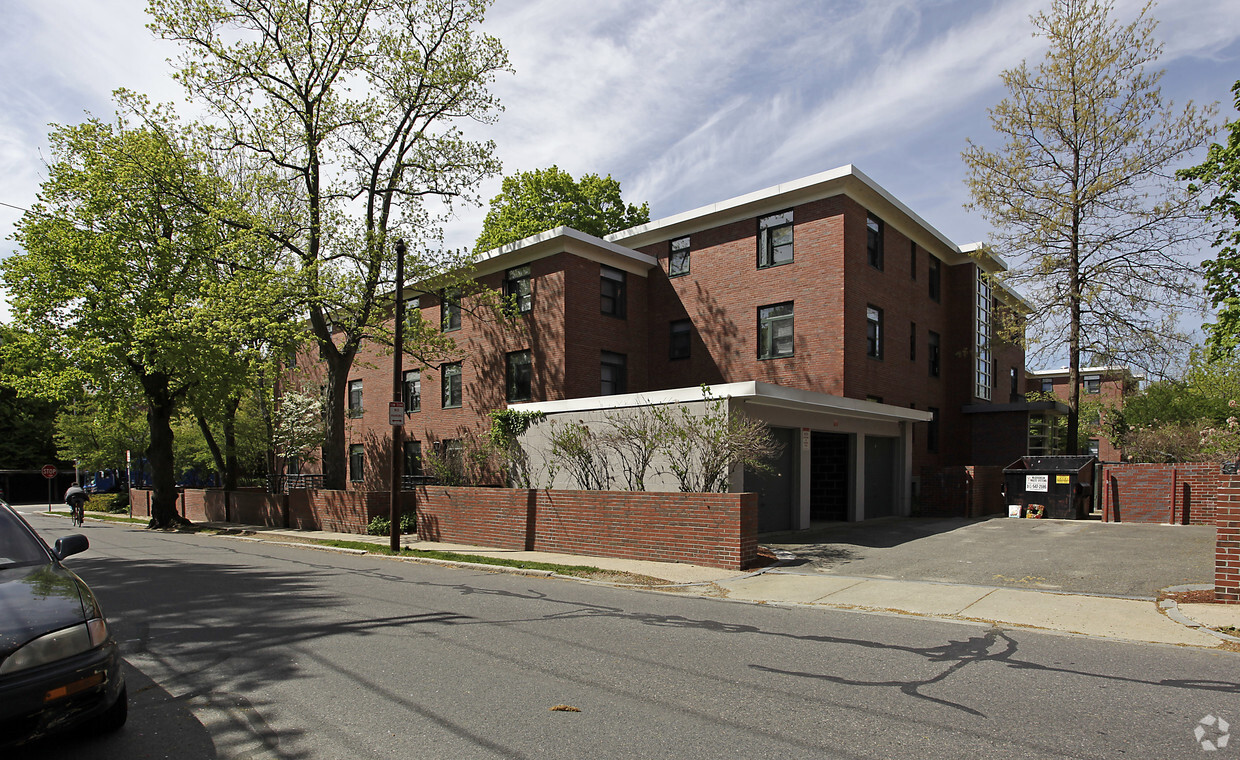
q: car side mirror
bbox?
[54,534,89,560]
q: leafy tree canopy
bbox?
[475,166,650,252]
[1181,79,1240,354]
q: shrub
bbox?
[367,512,416,536]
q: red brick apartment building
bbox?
[1026,366,1143,461]
[293,165,1043,532]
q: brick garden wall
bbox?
[1100,463,1224,525]
[1218,480,1240,603]
[916,466,1006,518]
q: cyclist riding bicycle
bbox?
[64,483,89,528]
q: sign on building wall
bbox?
[1025,474,1049,492]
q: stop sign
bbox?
[41,465,57,479]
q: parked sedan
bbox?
[0,502,127,747]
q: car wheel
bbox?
[88,685,128,734]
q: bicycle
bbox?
[69,498,85,528]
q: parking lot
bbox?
[764,516,1216,598]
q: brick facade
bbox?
[916,466,1006,518]
[1218,480,1240,603]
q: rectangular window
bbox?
[506,350,532,402]
[758,302,794,358]
[1010,367,1020,400]
[504,265,532,313]
[758,210,794,268]
[403,441,422,478]
[347,379,363,417]
[1084,376,1102,394]
[867,213,884,270]
[910,241,917,280]
[601,265,626,317]
[929,258,941,302]
[442,362,462,409]
[927,408,939,452]
[601,351,627,395]
[866,305,883,359]
[1041,378,1054,393]
[349,444,364,482]
[928,331,941,377]
[403,370,420,413]
[441,288,461,332]
[669,236,690,277]
[669,319,691,360]
[976,268,993,401]
[909,321,916,361]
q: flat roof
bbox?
[510,380,933,423]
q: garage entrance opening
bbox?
[811,432,849,521]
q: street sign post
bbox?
[42,464,56,511]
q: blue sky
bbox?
[2,0,1239,329]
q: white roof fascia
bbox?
[509,380,933,423]
[472,226,659,278]
[1027,365,1141,379]
[607,164,1007,273]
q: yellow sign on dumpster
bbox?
[1056,474,1071,484]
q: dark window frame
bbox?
[909,321,916,361]
[669,236,691,277]
[441,288,461,332]
[503,265,532,314]
[347,379,363,417]
[669,319,691,360]
[866,305,883,359]
[403,440,422,478]
[866,213,884,270]
[403,369,420,413]
[758,301,795,359]
[928,330,941,377]
[601,265,627,318]
[442,362,462,409]
[929,258,941,302]
[349,444,365,482]
[910,241,917,280]
[506,350,533,403]
[601,351,627,395]
[758,210,794,268]
[927,407,940,452]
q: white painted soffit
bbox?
[606,164,1005,272]
[1026,365,1144,380]
[509,380,933,423]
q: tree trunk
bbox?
[222,393,240,492]
[197,412,226,482]
[321,350,352,490]
[142,373,182,529]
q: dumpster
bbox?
[1002,455,1096,520]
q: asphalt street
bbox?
[12,509,1240,759]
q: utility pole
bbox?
[389,239,406,553]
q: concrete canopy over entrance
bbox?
[511,381,932,530]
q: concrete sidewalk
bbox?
[199,521,1240,650]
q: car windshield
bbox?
[0,508,52,569]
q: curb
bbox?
[1159,584,1240,645]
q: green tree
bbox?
[54,399,150,474]
[474,166,650,252]
[1181,80,1240,354]
[1,97,277,527]
[963,0,1214,454]
[149,0,510,490]
[0,326,61,469]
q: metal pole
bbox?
[390,239,406,553]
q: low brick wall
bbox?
[916,466,1006,518]
[416,487,757,570]
[1101,463,1224,525]
[1217,480,1240,603]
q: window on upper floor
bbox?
[758,210,794,268]
[441,288,461,332]
[866,305,883,359]
[929,257,941,302]
[403,370,420,413]
[601,265,626,318]
[349,444,364,482]
[928,331,941,377]
[504,265,532,314]
[927,407,939,452]
[867,213,884,270]
[669,236,690,277]
[347,379,363,417]
[1041,378,1054,393]
[758,302,794,359]
[670,319,691,360]
[910,241,917,280]
[601,351,627,395]
[909,321,916,361]
[506,350,532,403]
[976,268,993,401]
[1010,368,1020,401]
[1084,376,1101,394]
[442,362,462,409]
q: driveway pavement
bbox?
[762,516,1216,598]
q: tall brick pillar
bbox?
[1218,478,1240,603]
